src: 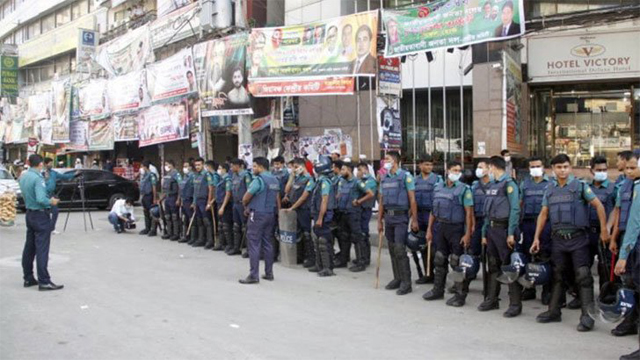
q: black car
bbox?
[17,169,140,211]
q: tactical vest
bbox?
[248,173,279,214]
[289,175,310,209]
[216,174,231,204]
[381,170,409,211]
[415,173,438,210]
[483,178,511,221]
[273,169,289,197]
[311,176,336,217]
[232,171,249,203]
[140,172,155,195]
[618,179,633,232]
[179,173,194,201]
[193,171,209,200]
[337,177,360,212]
[522,178,548,218]
[472,180,488,217]
[588,181,615,225]
[162,170,179,196]
[546,179,589,231]
[359,175,376,209]
[432,182,466,224]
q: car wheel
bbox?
[108,193,125,209]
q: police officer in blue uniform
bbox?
[178,161,195,243]
[310,155,337,277]
[204,160,220,249]
[423,161,474,307]
[478,156,522,317]
[336,162,368,272]
[471,159,491,258]
[356,161,377,267]
[519,156,551,302]
[139,160,158,236]
[19,154,63,291]
[531,154,609,332]
[42,157,75,235]
[271,156,289,259]
[229,159,252,256]
[414,156,442,284]
[160,160,182,241]
[615,150,634,187]
[191,158,215,247]
[330,160,344,262]
[284,158,315,268]
[378,151,419,296]
[216,163,234,252]
[239,157,281,284]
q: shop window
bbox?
[14,28,22,44]
[42,13,55,33]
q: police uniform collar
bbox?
[496,173,509,182]
[446,180,460,188]
[420,172,433,180]
[386,168,403,177]
[532,174,549,183]
[28,167,43,176]
[554,174,575,187]
[591,178,610,188]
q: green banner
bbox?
[0,56,19,97]
[383,0,525,57]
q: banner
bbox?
[299,134,352,162]
[382,0,525,57]
[378,56,401,96]
[137,100,189,147]
[504,52,523,153]
[78,79,109,119]
[27,93,51,122]
[37,118,53,145]
[239,144,253,169]
[151,2,201,49]
[51,79,71,143]
[193,34,253,116]
[377,97,402,152]
[283,97,298,129]
[157,0,196,17]
[187,98,200,148]
[69,120,89,151]
[89,118,114,150]
[96,24,155,77]
[113,114,139,141]
[249,78,354,97]
[108,70,150,113]
[249,11,378,80]
[76,29,100,74]
[146,47,197,104]
[2,101,27,144]
[0,55,19,97]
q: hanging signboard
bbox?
[89,118,114,150]
[137,100,189,147]
[78,79,109,119]
[51,79,71,143]
[249,78,354,97]
[0,55,19,97]
[504,52,523,154]
[76,29,100,74]
[151,2,201,49]
[69,119,89,151]
[377,97,402,152]
[107,70,151,113]
[113,114,139,142]
[378,56,401,96]
[146,48,197,104]
[96,24,155,77]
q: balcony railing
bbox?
[100,10,157,44]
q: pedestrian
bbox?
[178,161,195,243]
[377,151,419,296]
[138,161,158,236]
[414,156,442,284]
[42,157,75,235]
[160,160,182,241]
[123,159,135,181]
[239,157,280,284]
[74,158,83,169]
[103,158,114,173]
[108,198,135,233]
[336,162,367,272]
[330,160,344,264]
[501,149,516,179]
[216,163,234,252]
[477,156,521,316]
[310,155,336,277]
[190,158,214,247]
[283,158,315,268]
[229,159,252,256]
[531,154,609,332]
[18,154,63,291]
[356,161,377,267]
[91,159,100,169]
[423,161,474,307]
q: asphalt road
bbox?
[0,210,636,360]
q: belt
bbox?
[490,220,509,229]
[523,215,538,220]
[418,207,432,212]
[552,229,585,240]
[385,210,408,216]
[437,219,464,225]
[26,209,50,212]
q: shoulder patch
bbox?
[507,186,514,194]
[586,187,592,194]
[322,183,327,189]
[466,192,472,199]
[406,178,412,183]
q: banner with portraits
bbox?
[51,79,71,143]
[137,100,189,147]
[26,93,50,122]
[78,79,109,120]
[298,134,352,162]
[89,118,114,150]
[113,114,139,142]
[69,119,89,151]
[377,97,402,152]
[193,34,253,116]
[37,118,53,145]
[108,70,151,114]
[96,24,155,77]
[382,0,525,57]
[146,48,197,104]
[504,52,523,154]
[2,101,28,144]
[248,11,378,81]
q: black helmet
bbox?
[314,155,332,175]
[406,230,426,252]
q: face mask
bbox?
[593,171,607,182]
[448,173,461,182]
[530,167,543,178]
[383,162,392,171]
[140,168,146,175]
[164,166,170,172]
[183,167,189,174]
[217,169,224,176]
[504,156,511,162]
[475,168,484,178]
[295,167,304,175]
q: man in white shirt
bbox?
[108,198,135,233]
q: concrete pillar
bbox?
[237,115,252,155]
[472,62,504,158]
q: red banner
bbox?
[249,78,354,97]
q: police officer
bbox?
[139,160,158,236]
[310,155,337,277]
[531,154,609,332]
[336,162,367,272]
[284,158,315,268]
[239,157,280,284]
[19,154,63,291]
[42,157,75,235]
[615,150,633,186]
[178,161,195,243]
[378,151,419,296]
[229,159,252,256]
[331,160,344,262]
[204,160,220,249]
[414,156,442,284]
[160,160,182,241]
[190,158,214,248]
[477,156,522,317]
[271,156,289,259]
[519,156,551,302]
[471,159,490,258]
[356,161,377,266]
[216,163,234,252]
[422,161,474,307]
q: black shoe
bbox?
[611,319,639,337]
[503,305,522,318]
[422,289,444,301]
[227,249,241,256]
[348,264,366,273]
[536,310,562,323]
[212,245,224,251]
[478,299,500,312]
[318,269,335,277]
[147,230,157,237]
[447,285,456,294]
[577,315,594,332]
[170,235,180,241]
[446,294,466,307]
[192,241,205,248]
[308,266,320,273]
[224,246,234,254]
[204,242,214,250]
[415,276,433,285]
[238,277,259,284]
[139,229,149,235]
[619,349,639,360]
[567,297,581,310]
[39,282,64,291]
[23,279,38,287]
[117,228,123,234]
[385,279,401,290]
[333,259,348,269]
[161,234,171,240]
[303,258,315,268]
[242,252,249,259]
[178,237,189,243]
[261,274,274,281]
[396,284,412,296]
[522,288,536,301]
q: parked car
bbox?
[0,166,21,197]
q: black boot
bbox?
[385,244,401,290]
[308,236,323,273]
[213,224,225,250]
[187,220,198,245]
[228,224,242,255]
[317,236,335,277]
[241,225,249,258]
[576,267,595,332]
[537,277,563,323]
[334,235,351,268]
[423,265,446,300]
[363,233,371,266]
[478,272,501,311]
[612,306,639,336]
[162,215,172,240]
[395,243,412,296]
[504,282,523,318]
[349,241,366,272]
[170,214,181,241]
[522,287,536,301]
[223,223,234,253]
[192,218,206,247]
[302,232,315,268]
[148,218,158,237]
[139,209,151,235]
[447,279,469,307]
[203,218,214,249]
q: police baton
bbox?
[481,243,488,300]
[210,203,217,239]
[375,230,384,289]
[426,242,432,277]
[186,211,197,236]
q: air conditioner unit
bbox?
[200,0,233,31]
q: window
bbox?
[71,2,81,20]
[27,21,40,40]
[56,6,71,26]
[79,0,89,17]
[41,13,55,33]
[14,28,22,44]
[40,63,55,81]
[88,0,94,13]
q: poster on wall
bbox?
[193,34,253,116]
[96,24,155,77]
[382,0,525,57]
[37,118,53,145]
[146,48,197,104]
[282,132,299,162]
[248,11,379,81]
[69,120,89,151]
[27,93,51,122]
[89,118,114,150]
[108,70,151,113]
[151,2,201,49]
[298,134,352,162]
[78,79,109,119]
[113,114,139,141]
[239,143,253,169]
[137,100,189,147]
[3,101,27,144]
[377,97,402,152]
[378,56,401,96]
[188,98,201,148]
[282,96,298,129]
[248,78,355,97]
[504,52,523,153]
[51,79,71,143]
[252,128,271,158]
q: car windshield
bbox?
[0,169,14,180]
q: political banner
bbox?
[37,118,53,145]
[113,114,139,141]
[282,96,298,129]
[76,29,99,74]
[27,93,51,122]
[137,100,189,147]
[239,144,253,169]
[146,48,197,104]
[248,11,378,80]
[193,34,253,116]
[298,134,352,162]
[78,79,109,119]
[3,101,27,144]
[187,98,200,148]
[151,2,201,49]
[89,118,114,151]
[69,120,89,151]
[51,79,71,143]
[504,52,523,153]
[107,70,151,114]
[377,97,402,152]
[157,0,196,17]
[71,85,81,120]
[378,56,401,96]
[382,0,525,57]
[96,24,155,77]
[248,77,355,97]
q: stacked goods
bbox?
[0,191,17,226]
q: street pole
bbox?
[412,56,417,173]
[443,49,447,168]
[356,77,362,158]
[428,55,432,155]
[459,51,464,168]
[369,82,374,161]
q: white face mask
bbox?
[383,162,392,171]
[504,156,511,162]
[448,173,462,182]
[164,166,170,172]
[593,171,607,182]
[217,169,224,176]
[140,168,146,175]
[475,168,485,178]
[183,167,189,174]
[530,167,543,178]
